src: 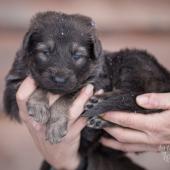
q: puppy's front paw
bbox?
[27,100,50,124]
[84,95,103,111]
[83,95,106,117]
[46,119,68,144]
[87,116,112,129]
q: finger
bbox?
[104,127,149,144]
[47,92,61,106]
[136,93,170,110]
[16,76,36,121]
[16,77,50,144]
[103,112,151,131]
[69,84,94,123]
[100,138,159,152]
[66,117,87,140]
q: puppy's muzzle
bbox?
[51,75,67,84]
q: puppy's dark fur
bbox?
[3,12,170,170]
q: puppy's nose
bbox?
[53,75,67,84]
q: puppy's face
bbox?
[23,12,102,94]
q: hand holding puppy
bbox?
[16,77,94,170]
[101,93,170,152]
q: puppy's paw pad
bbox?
[46,120,68,144]
[27,102,50,124]
[84,96,102,111]
[90,96,99,103]
[87,117,110,129]
[87,117,102,129]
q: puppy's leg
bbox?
[46,97,72,144]
[83,91,160,129]
[27,89,50,123]
[4,79,22,121]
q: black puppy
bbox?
[4,11,105,144]
[3,11,170,170]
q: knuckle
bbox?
[113,129,126,142]
[148,136,161,145]
[124,115,134,127]
[119,144,129,152]
[146,131,162,145]
[148,123,160,134]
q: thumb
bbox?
[136,93,170,110]
[16,76,36,119]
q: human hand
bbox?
[101,93,170,152]
[16,77,94,170]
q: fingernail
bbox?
[136,95,149,105]
[95,89,104,95]
[83,84,94,94]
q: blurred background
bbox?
[0,0,170,170]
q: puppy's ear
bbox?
[79,16,102,59]
[91,34,102,59]
[22,30,33,51]
[75,15,102,59]
[71,14,102,53]
[22,30,39,52]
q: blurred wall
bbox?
[0,0,170,170]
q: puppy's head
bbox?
[22,11,102,94]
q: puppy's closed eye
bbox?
[71,51,88,66]
[34,44,51,63]
[71,44,88,65]
[41,49,50,56]
[36,52,49,63]
[72,51,84,60]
